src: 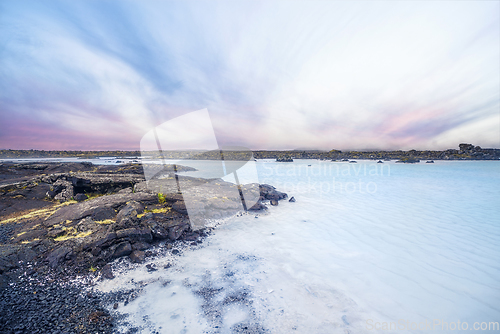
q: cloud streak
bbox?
[0,0,498,150]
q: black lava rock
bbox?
[74,193,88,202]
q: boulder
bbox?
[129,250,145,263]
[115,201,143,224]
[115,227,153,243]
[289,196,296,202]
[46,246,72,268]
[74,193,88,202]
[76,217,96,232]
[113,242,132,258]
[53,180,74,202]
[270,200,279,206]
[132,242,151,251]
[101,264,114,279]
[147,220,189,241]
[147,221,170,240]
[45,179,67,198]
[87,232,117,250]
[249,202,267,211]
[259,184,287,201]
[168,224,189,240]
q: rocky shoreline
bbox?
[0,162,289,333]
[1,143,499,161]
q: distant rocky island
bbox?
[0,143,498,161]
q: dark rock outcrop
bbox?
[113,242,132,258]
[259,184,288,201]
[129,250,145,263]
[0,161,291,297]
[249,202,267,210]
[247,184,289,211]
[132,241,150,251]
[115,227,152,243]
[0,245,21,273]
[44,192,156,227]
[91,206,116,221]
[115,201,144,225]
[146,218,190,241]
[74,193,88,202]
[46,246,72,268]
[101,263,114,279]
[70,173,145,195]
[52,179,74,202]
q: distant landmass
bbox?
[0,143,499,161]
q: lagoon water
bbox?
[96,160,500,333]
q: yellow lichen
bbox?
[0,201,77,225]
[95,219,114,225]
[139,207,170,218]
[54,228,93,241]
[21,238,40,244]
[86,193,104,200]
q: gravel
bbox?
[0,268,113,334]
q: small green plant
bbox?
[89,265,97,272]
[158,192,166,204]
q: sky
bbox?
[0,0,499,151]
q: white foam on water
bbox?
[96,160,500,333]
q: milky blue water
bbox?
[96,160,500,333]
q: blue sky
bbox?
[0,0,499,150]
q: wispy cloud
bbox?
[0,0,498,150]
